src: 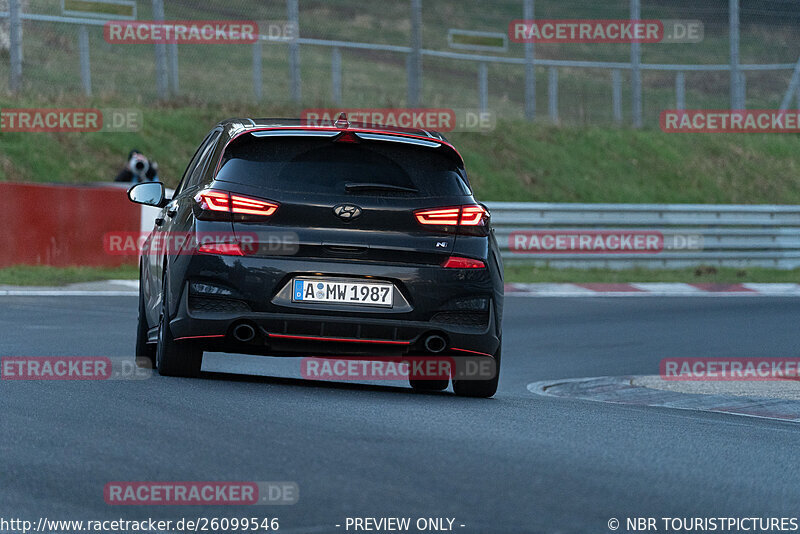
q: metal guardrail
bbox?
[3,1,800,122]
[486,202,800,269]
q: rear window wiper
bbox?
[345,182,419,194]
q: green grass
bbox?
[0,265,139,286]
[5,101,799,204]
[504,265,800,283]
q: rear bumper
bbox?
[169,283,500,358]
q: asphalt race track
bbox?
[2,295,800,533]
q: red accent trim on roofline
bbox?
[213,126,464,177]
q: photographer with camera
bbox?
[114,149,159,183]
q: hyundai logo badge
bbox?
[333,204,363,221]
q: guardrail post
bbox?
[795,80,800,109]
[779,57,800,111]
[548,67,558,123]
[478,62,488,113]
[675,72,685,110]
[151,0,169,100]
[332,46,342,105]
[738,71,746,108]
[78,25,92,97]
[252,39,262,101]
[287,0,301,103]
[408,0,422,106]
[729,0,742,109]
[612,69,622,124]
[523,0,535,120]
[169,42,179,94]
[630,0,642,128]
[9,0,22,93]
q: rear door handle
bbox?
[166,203,178,218]
[155,217,165,226]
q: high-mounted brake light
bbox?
[195,190,279,217]
[442,256,485,269]
[335,131,360,143]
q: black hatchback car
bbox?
[128,116,503,397]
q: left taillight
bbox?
[194,190,279,219]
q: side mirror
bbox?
[127,182,166,207]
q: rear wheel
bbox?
[156,279,202,377]
[452,344,501,398]
[135,287,156,369]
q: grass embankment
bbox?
[1,102,800,204]
[0,265,138,286]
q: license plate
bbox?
[292,278,394,307]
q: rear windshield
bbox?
[215,135,471,197]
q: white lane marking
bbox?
[631,282,703,293]
[509,282,597,294]
[108,279,140,288]
[743,283,800,295]
[506,282,800,297]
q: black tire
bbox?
[135,288,156,369]
[452,344,501,398]
[156,278,203,378]
[409,378,449,392]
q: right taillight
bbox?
[459,205,487,226]
[414,204,489,234]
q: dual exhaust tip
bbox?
[232,323,257,343]
[424,334,447,354]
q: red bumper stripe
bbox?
[268,333,410,345]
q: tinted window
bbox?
[215,136,471,197]
[174,131,215,196]
[185,130,221,191]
